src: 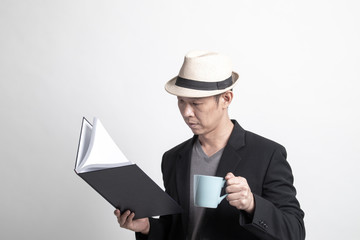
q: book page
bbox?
[75,118,93,170]
[76,118,132,173]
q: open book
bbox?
[74,117,182,219]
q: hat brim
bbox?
[165,72,239,98]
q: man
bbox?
[114,51,305,239]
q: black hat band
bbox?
[175,75,233,91]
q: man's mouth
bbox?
[187,122,198,128]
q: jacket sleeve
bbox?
[239,146,305,240]
[135,217,171,240]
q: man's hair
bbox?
[214,94,221,104]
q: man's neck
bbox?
[198,119,234,157]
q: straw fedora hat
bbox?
[165,50,239,98]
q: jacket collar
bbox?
[227,119,246,150]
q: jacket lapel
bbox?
[201,146,244,234]
[215,120,246,178]
[175,137,196,234]
[201,121,247,235]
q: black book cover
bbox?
[76,164,182,219]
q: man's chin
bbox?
[189,128,202,135]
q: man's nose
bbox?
[183,104,194,117]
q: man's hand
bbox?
[225,172,255,214]
[114,209,150,235]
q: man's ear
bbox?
[221,91,233,108]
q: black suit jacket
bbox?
[137,120,305,240]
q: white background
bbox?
[1,0,359,239]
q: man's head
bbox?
[165,51,238,135]
[165,50,239,98]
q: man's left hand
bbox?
[225,172,255,214]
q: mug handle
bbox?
[218,179,228,204]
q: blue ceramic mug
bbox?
[194,174,228,208]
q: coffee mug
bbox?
[194,174,228,208]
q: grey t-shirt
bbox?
[188,139,224,240]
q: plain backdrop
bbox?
[1,0,359,239]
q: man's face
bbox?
[177,95,225,136]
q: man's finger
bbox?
[119,210,131,226]
[226,184,244,193]
[225,172,235,180]
[127,212,135,223]
[114,209,120,217]
[123,212,135,228]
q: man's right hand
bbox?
[114,209,150,235]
